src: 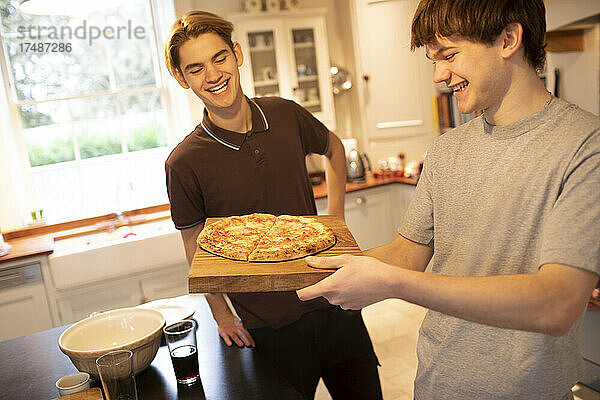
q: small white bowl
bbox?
[55,372,90,396]
[58,307,165,380]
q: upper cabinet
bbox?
[351,0,434,140]
[229,9,336,130]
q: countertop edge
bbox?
[0,177,417,263]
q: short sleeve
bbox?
[539,129,600,275]
[165,161,206,230]
[290,100,330,155]
[397,149,435,247]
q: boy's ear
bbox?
[233,42,244,67]
[500,22,523,60]
[174,69,190,89]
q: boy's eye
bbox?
[445,53,456,61]
[215,56,226,63]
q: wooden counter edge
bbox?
[0,235,54,264]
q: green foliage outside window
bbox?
[128,117,167,152]
[78,130,122,159]
[25,137,75,167]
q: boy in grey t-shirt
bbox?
[298,0,599,399]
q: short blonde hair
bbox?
[164,11,234,77]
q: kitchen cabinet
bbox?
[316,183,415,250]
[0,257,53,341]
[229,8,335,129]
[140,264,189,302]
[350,0,436,161]
[580,309,600,391]
[53,263,188,325]
[56,279,144,324]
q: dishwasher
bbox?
[0,262,54,341]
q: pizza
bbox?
[197,213,336,262]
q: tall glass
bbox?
[163,319,200,385]
[96,350,138,400]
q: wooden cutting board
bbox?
[188,215,362,293]
[54,388,103,400]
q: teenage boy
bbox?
[164,11,382,400]
[298,1,599,399]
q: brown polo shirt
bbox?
[165,96,331,329]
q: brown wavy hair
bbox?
[164,11,235,77]
[410,0,546,72]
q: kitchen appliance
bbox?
[0,261,54,341]
[346,149,371,183]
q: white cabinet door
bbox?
[56,280,143,325]
[352,0,434,139]
[0,284,53,341]
[231,9,335,129]
[316,183,416,250]
[390,182,416,224]
[344,186,398,250]
[0,263,53,342]
[140,264,189,302]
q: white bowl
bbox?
[58,307,165,380]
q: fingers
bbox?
[220,333,233,347]
[305,254,348,269]
[297,275,331,301]
[219,329,255,347]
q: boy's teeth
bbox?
[208,80,228,93]
[453,82,468,92]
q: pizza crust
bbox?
[197,214,336,262]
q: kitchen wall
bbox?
[546,23,599,116]
[544,0,600,116]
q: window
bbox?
[0,0,180,225]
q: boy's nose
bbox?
[433,63,451,84]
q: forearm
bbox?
[204,293,235,323]
[364,234,432,271]
[324,132,346,218]
[387,264,598,336]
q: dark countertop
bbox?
[0,175,418,264]
[0,296,304,400]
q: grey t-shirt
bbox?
[399,99,600,400]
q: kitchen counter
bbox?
[0,175,418,264]
[312,174,418,199]
[0,234,53,265]
[0,295,304,400]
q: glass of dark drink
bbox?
[163,319,200,385]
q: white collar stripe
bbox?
[249,98,269,131]
[200,120,240,151]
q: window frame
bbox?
[0,0,191,229]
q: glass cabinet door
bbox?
[291,28,321,113]
[246,30,280,98]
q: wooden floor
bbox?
[315,299,600,400]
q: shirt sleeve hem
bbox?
[174,219,205,230]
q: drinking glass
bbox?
[163,319,200,385]
[96,350,138,400]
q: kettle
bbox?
[346,149,371,183]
